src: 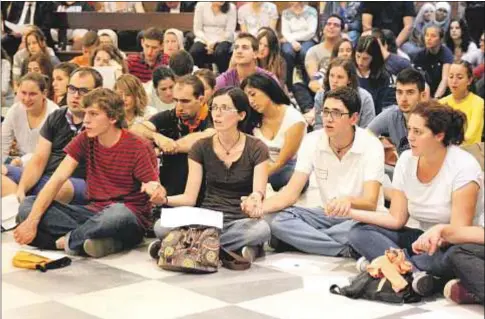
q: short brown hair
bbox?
[411,100,466,146]
[194,68,216,90]
[142,27,164,43]
[114,74,148,117]
[175,74,205,98]
[82,88,125,129]
[83,31,99,48]
[236,32,259,52]
[18,72,48,93]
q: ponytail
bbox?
[411,100,466,146]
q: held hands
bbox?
[240,192,264,218]
[141,181,167,205]
[412,225,445,256]
[13,218,38,245]
[153,135,178,155]
[325,197,352,218]
[291,41,301,52]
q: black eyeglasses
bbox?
[68,84,91,96]
[319,108,350,120]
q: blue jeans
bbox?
[266,206,357,256]
[269,160,309,192]
[281,40,316,88]
[17,196,145,255]
[349,223,455,278]
[401,41,422,61]
[5,165,87,204]
[447,244,484,303]
[154,217,270,252]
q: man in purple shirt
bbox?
[215,33,279,90]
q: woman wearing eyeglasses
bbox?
[151,86,270,262]
[1,73,58,171]
[241,73,306,192]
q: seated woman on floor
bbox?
[1,73,58,171]
[113,74,157,128]
[150,86,270,262]
[241,73,306,192]
[348,100,484,298]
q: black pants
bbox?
[447,244,484,304]
[291,82,315,114]
[189,41,232,73]
[1,34,21,57]
[465,8,485,44]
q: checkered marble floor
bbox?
[2,230,484,319]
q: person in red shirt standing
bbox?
[14,88,167,258]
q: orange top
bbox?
[70,55,90,67]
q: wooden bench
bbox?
[52,12,195,59]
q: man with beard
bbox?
[2,67,102,205]
[131,74,214,198]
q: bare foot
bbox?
[55,236,66,250]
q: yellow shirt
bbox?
[440,93,484,145]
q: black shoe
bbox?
[148,239,162,260]
[412,272,437,297]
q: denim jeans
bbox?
[401,41,422,61]
[17,196,145,255]
[281,40,316,88]
[269,160,309,193]
[265,206,357,256]
[447,244,484,303]
[349,223,456,278]
[154,216,270,252]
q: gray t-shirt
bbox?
[189,135,269,222]
[305,44,332,77]
[367,105,409,154]
[314,87,376,129]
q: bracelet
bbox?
[251,191,265,201]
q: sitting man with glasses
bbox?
[259,86,386,257]
[131,75,214,199]
[4,67,103,205]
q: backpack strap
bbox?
[220,247,251,271]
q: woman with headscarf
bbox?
[434,2,452,35]
[401,3,436,60]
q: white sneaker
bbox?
[356,256,370,273]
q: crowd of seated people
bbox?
[1,1,484,306]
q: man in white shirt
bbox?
[251,87,385,257]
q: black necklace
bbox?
[217,132,241,155]
[331,131,355,155]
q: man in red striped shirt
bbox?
[14,88,167,258]
[127,27,167,83]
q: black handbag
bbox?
[329,272,422,304]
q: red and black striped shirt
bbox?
[127,53,168,83]
[64,130,158,229]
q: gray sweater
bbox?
[314,87,376,129]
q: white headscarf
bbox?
[97,29,119,48]
[164,28,184,51]
[434,2,451,32]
